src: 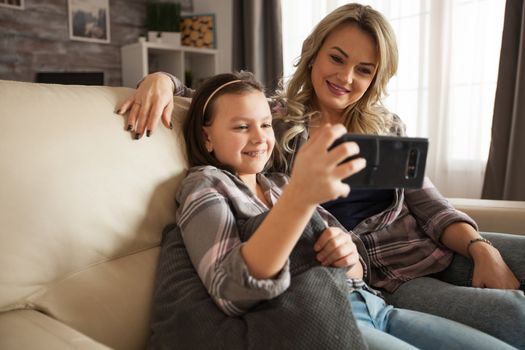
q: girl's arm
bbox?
[117,72,194,138]
[178,125,365,315]
[177,169,292,316]
[241,124,366,279]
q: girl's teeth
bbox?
[245,151,264,157]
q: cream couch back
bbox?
[0,80,189,349]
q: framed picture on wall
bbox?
[0,0,24,10]
[178,0,193,12]
[68,0,110,44]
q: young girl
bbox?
[151,71,515,350]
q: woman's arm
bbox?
[405,178,519,289]
[117,72,194,138]
[404,177,477,243]
[440,222,520,289]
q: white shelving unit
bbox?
[121,41,218,88]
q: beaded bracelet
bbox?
[467,238,493,252]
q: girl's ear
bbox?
[202,127,213,153]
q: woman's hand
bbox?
[287,123,366,205]
[117,72,175,139]
[470,243,520,289]
[441,222,520,289]
[314,226,360,269]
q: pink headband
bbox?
[202,79,242,115]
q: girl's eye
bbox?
[330,54,344,64]
[262,123,272,128]
[234,125,249,130]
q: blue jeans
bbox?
[383,232,525,349]
[350,289,516,350]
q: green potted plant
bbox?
[146,1,181,46]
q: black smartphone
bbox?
[330,134,429,189]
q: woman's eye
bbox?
[234,125,249,130]
[330,54,344,64]
[262,123,273,128]
[358,67,373,75]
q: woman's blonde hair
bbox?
[275,3,399,153]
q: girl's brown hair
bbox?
[183,71,285,173]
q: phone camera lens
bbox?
[406,149,419,179]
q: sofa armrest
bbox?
[448,198,525,236]
[0,310,110,350]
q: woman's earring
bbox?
[307,59,313,69]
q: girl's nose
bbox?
[250,127,265,144]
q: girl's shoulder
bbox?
[177,166,239,201]
[185,165,229,180]
[263,172,289,189]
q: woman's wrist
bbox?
[156,72,176,93]
[468,238,497,260]
[149,72,175,92]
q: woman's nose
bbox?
[337,66,354,84]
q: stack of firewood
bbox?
[181,15,214,48]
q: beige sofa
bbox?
[0,79,524,350]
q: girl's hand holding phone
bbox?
[287,123,366,206]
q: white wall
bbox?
[192,0,233,73]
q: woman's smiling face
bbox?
[310,22,378,117]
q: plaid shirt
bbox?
[176,166,371,317]
[169,76,477,293]
[272,117,477,292]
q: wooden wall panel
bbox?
[0,0,148,86]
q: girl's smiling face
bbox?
[311,23,378,117]
[203,91,275,180]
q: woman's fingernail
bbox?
[146,130,151,137]
[135,133,141,140]
[169,122,173,130]
[126,124,132,131]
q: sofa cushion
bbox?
[149,215,366,350]
[0,80,190,349]
[0,310,110,350]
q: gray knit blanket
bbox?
[149,211,367,350]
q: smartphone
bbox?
[329,134,429,189]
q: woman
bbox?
[151,70,515,350]
[119,3,525,348]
